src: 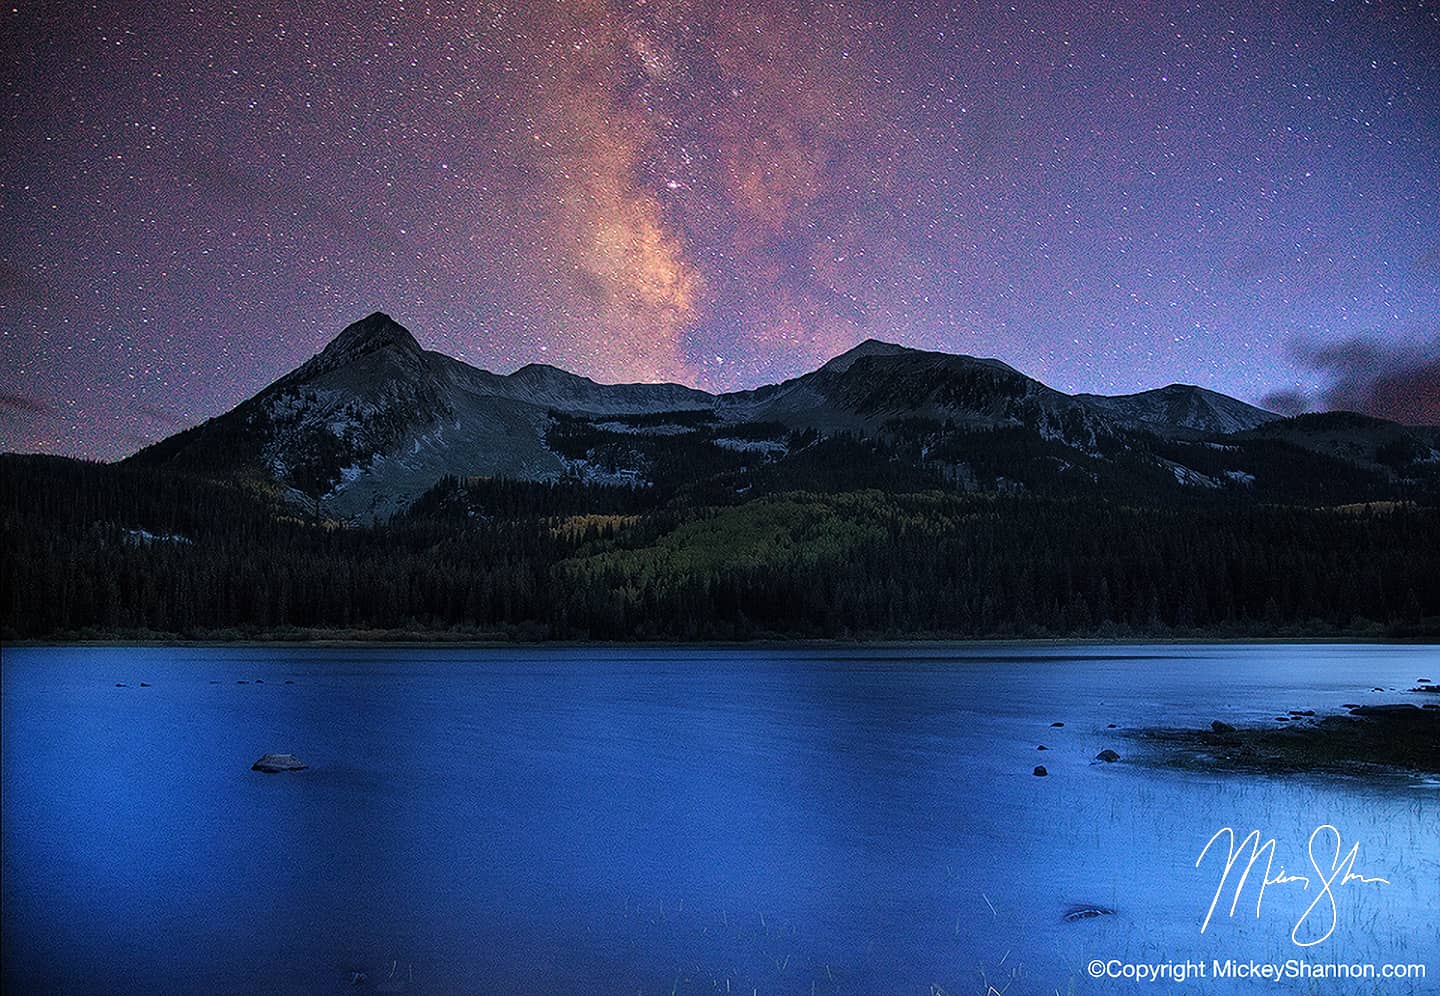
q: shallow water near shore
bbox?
[3,643,1437,994]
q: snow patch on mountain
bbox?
[713,437,787,455]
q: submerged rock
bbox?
[251,753,308,773]
[1095,749,1121,763]
[1033,765,1048,777]
[1063,904,1116,922]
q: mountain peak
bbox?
[318,312,422,363]
[819,338,914,373]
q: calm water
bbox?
[3,644,1437,994]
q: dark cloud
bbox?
[0,392,52,417]
[1263,335,1440,426]
[1260,388,1309,417]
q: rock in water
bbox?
[1033,765,1048,777]
[1210,720,1236,733]
[1063,904,1116,922]
[251,753,308,773]
[1095,749,1121,763]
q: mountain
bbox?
[128,313,715,518]
[1075,383,1278,436]
[125,313,1440,519]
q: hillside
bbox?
[4,452,1438,641]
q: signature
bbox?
[1195,825,1390,946]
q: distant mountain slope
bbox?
[1233,412,1440,477]
[721,345,1092,439]
[1076,383,1276,436]
[122,312,1440,520]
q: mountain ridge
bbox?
[123,313,1440,521]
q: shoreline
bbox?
[1125,701,1440,777]
[6,633,1438,650]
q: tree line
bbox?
[4,454,1437,641]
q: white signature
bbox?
[1195,825,1390,946]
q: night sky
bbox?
[3,1,1438,459]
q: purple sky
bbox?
[3,0,1438,459]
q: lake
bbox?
[2,644,1437,994]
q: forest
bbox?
[3,451,1437,642]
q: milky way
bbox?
[2,0,1437,457]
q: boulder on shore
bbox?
[1350,704,1420,716]
[251,753,308,773]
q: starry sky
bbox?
[3,0,1438,458]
